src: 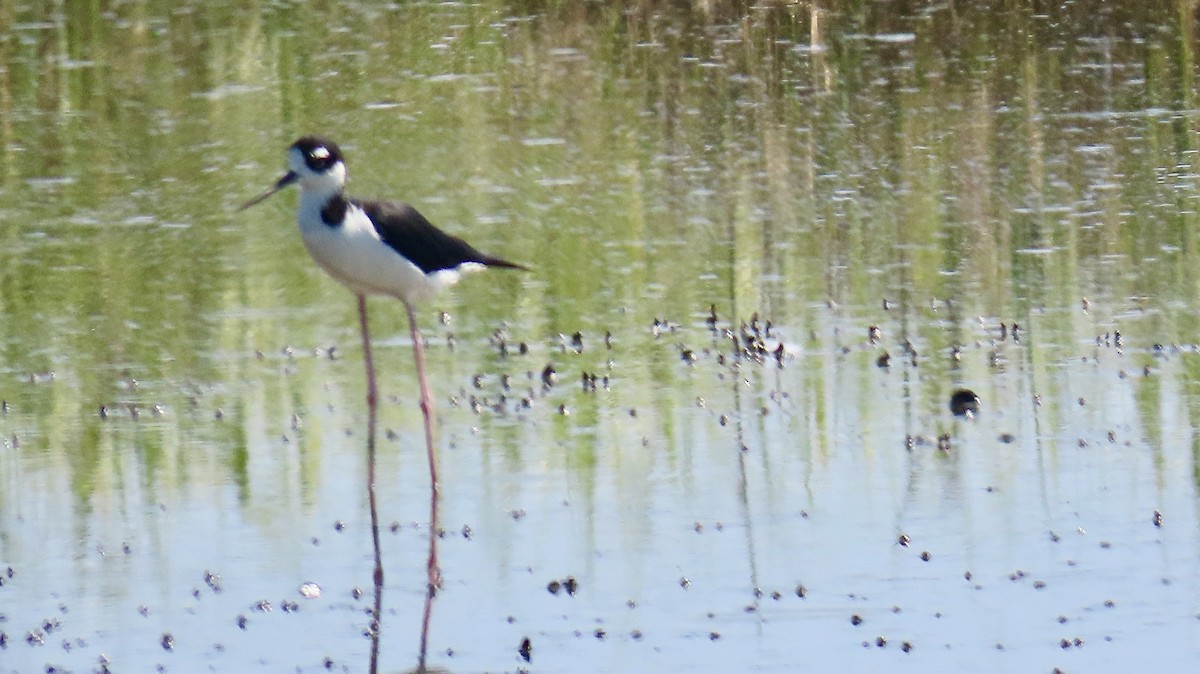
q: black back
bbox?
[324,196,525,274]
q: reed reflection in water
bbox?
[1,1,1200,672]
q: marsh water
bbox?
[4,1,1200,672]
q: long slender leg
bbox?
[359,295,384,674]
[405,301,440,671]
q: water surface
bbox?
[2,2,1200,672]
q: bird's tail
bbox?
[479,256,530,271]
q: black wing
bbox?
[352,198,527,274]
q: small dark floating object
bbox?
[593,628,606,640]
[876,352,890,369]
[204,571,223,593]
[920,551,931,562]
[949,389,980,417]
[901,642,912,653]
[795,584,806,598]
[708,631,721,641]
[547,580,562,595]
[868,326,882,344]
[563,577,579,596]
[161,632,175,651]
[1153,510,1164,528]
[519,637,532,662]
[897,534,910,547]
[850,614,863,626]
[581,372,598,392]
[570,332,584,353]
[998,433,1015,443]
[937,434,951,452]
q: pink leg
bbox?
[406,301,441,670]
[359,295,384,674]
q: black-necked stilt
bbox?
[239,137,525,665]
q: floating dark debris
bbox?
[519,637,532,662]
[199,571,221,594]
[949,389,980,417]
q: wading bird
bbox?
[240,136,525,668]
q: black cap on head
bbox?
[292,136,344,172]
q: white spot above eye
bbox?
[312,146,330,159]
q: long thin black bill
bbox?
[238,171,298,211]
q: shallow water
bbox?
[3,1,1200,672]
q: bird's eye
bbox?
[306,146,333,171]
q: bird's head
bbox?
[239,136,346,210]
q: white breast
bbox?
[296,195,463,305]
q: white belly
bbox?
[297,201,465,305]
